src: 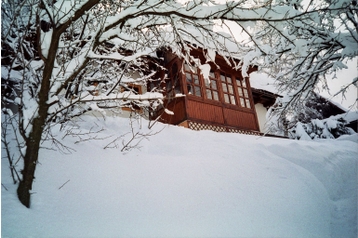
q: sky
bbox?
[321,58,358,111]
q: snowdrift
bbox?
[2,116,357,237]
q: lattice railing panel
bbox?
[228,128,261,136]
[188,121,260,135]
[188,121,226,132]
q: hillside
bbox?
[2,115,357,238]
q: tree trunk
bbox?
[16,67,52,207]
[17,117,46,207]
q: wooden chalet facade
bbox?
[149,48,277,135]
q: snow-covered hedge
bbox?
[291,117,355,140]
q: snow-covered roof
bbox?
[249,72,278,95]
[331,111,358,123]
[314,92,348,113]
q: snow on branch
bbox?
[80,92,164,103]
[88,49,154,62]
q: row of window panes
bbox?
[184,66,202,97]
[220,73,236,105]
[236,78,251,108]
[206,72,220,101]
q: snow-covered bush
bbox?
[267,91,355,138]
[290,117,355,140]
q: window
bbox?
[205,72,220,101]
[121,84,142,111]
[236,77,251,109]
[181,63,253,109]
[121,84,141,94]
[184,64,202,97]
[220,73,236,105]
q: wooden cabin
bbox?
[149,48,278,135]
[79,46,279,135]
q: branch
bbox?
[58,180,70,190]
[56,0,100,34]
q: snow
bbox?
[40,29,53,58]
[80,92,164,102]
[2,115,357,237]
[249,72,278,93]
[164,108,174,115]
[294,122,312,140]
[241,49,262,77]
[206,48,216,62]
[199,63,211,84]
[325,117,338,129]
[339,111,358,123]
[88,49,155,62]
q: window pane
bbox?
[227,76,232,84]
[244,89,248,97]
[209,72,215,78]
[245,99,251,108]
[224,94,230,103]
[220,74,226,82]
[206,89,212,99]
[222,83,227,92]
[211,80,217,90]
[193,74,199,84]
[186,73,192,82]
[187,84,193,94]
[242,79,246,87]
[240,98,245,107]
[230,95,236,105]
[228,85,233,94]
[195,86,201,96]
[184,64,191,72]
[238,88,243,96]
[213,91,219,101]
[236,79,242,87]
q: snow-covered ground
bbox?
[2,115,357,238]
